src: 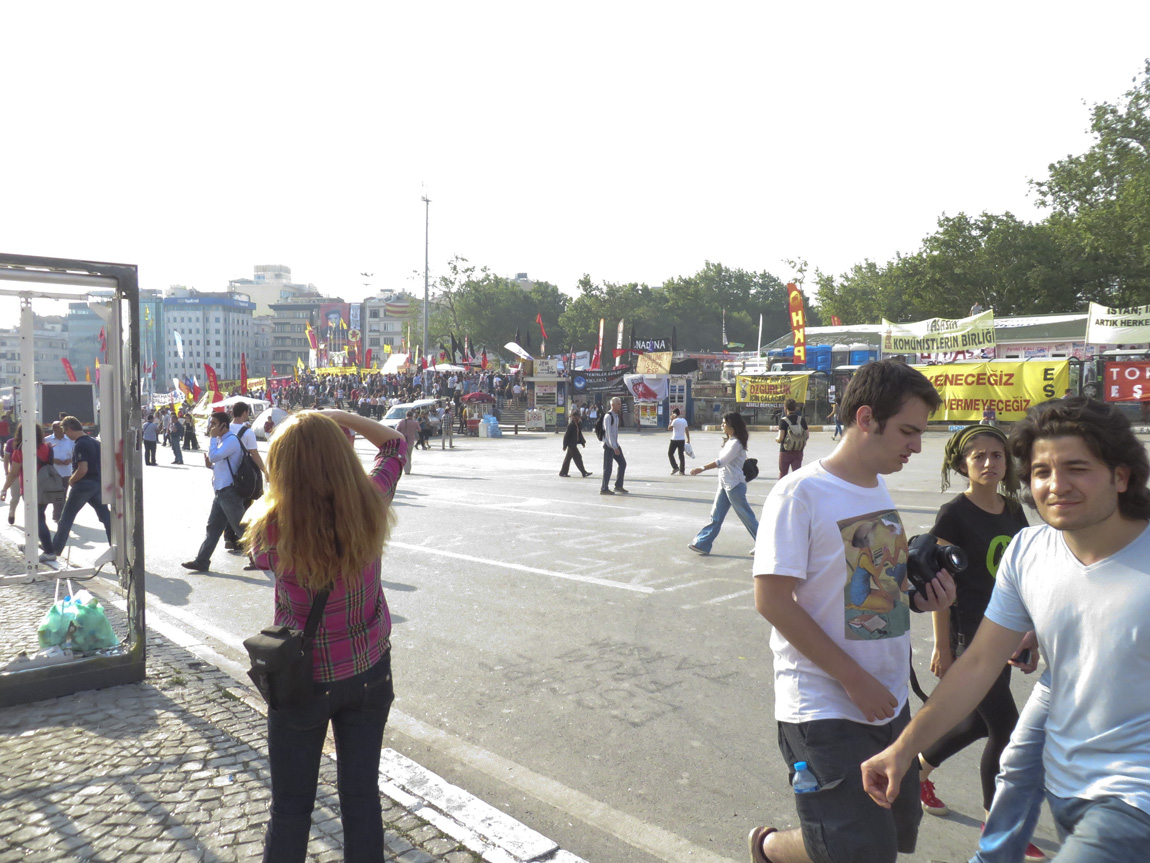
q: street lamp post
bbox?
[421,194,430,395]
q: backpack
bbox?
[593,411,606,441]
[742,457,759,482]
[781,413,809,452]
[37,461,67,507]
[227,427,264,500]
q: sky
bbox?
[2,1,1149,325]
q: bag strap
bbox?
[302,590,331,640]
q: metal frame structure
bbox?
[0,253,145,704]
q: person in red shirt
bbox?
[0,423,55,555]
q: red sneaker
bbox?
[920,777,950,816]
[979,823,1046,860]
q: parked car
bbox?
[381,399,442,432]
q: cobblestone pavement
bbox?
[0,545,578,863]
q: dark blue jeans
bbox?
[602,445,626,490]
[51,478,111,556]
[171,435,183,464]
[264,653,395,863]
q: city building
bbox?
[163,288,256,386]
[228,264,317,317]
[0,317,70,393]
[361,290,414,361]
[268,295,325,371]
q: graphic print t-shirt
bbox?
[754,460,912,724]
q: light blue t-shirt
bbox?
[985,521,1150,814]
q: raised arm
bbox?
[320,409,403,449]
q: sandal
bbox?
[748,826,778,863]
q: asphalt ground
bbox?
[9,421,1146,862]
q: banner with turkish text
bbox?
[882,310,996,355]
[736,374,810,407]
[635,352,672,375]
[60,358,77,382]
[570,367,629,395]
[920,361,1068,421]
[1085,302,1150,345]
[1104,361,1150,401]
[787,283,807,364]
[240,353,248,393]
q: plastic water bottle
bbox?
[792,761,818,793]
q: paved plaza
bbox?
[6,422,1146,861]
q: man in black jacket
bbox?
[559,410,592,478]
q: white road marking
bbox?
[389,711,737,863]
[702,588,755,605]
[387,541,655,593]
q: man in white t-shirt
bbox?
[221,401,268,552]
[750,359,955,863]
[47,421,75,520]
[863,396,1150,863]
[667,408,690,475]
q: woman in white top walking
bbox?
[687,413,759,554]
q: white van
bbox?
[381,398,442,432]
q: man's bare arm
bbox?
[860,619,1023,807]
[755,574,899,721]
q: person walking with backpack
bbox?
[599,397,628,495]
[687,412,759,555]
[777,398,809,478]
[182,410,245,573]
[222,401,268,553]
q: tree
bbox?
[1032,60,1150,307]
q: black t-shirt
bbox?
[72,434,101,482]
[932,493,1029,642]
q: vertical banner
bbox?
[616,319,625,351]
[722,309,728,347]
[60,358,77,382]
[240,353,248,393]
[592,318,604,370]
[365,348,373,369]
[204,363,222,402]
[173,330,184,359]
[788,283,807,365]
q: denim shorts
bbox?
[777,705,920,863]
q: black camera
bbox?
[906,534,967,594]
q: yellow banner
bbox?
[736,374,810,406]
[635,351,671,374]
[921,361,1068,421]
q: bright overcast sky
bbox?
[2,1,1149,320]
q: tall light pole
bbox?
[421,194,430,394]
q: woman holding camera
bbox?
[245,409,405,863]
[916,425,1041,857]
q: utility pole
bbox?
[423,194,432,398]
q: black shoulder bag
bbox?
[243,589,330,710]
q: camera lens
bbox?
[943,547,968,574]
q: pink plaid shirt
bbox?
[252,437,406,682]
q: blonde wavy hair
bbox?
[243,412,395,590]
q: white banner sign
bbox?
[624,374,669,401]
[504,341,534,361]
[881,310,996,354]
[1085,302,1150,345]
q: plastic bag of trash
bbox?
[36,581,118,652]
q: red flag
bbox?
[85,367,91,382]
[536,313,548,342]
[61,358,77,382]
[271,365,277,377]
[240,353,248,393]
[481,348,488,370]
[831,315,842,327]
[97,327,107,357]
[204,364,222,402]
[365,349,373,369]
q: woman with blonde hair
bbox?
[245,408,406,863]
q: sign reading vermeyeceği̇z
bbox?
[881,310,996,355]
[920,361,1068,421]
